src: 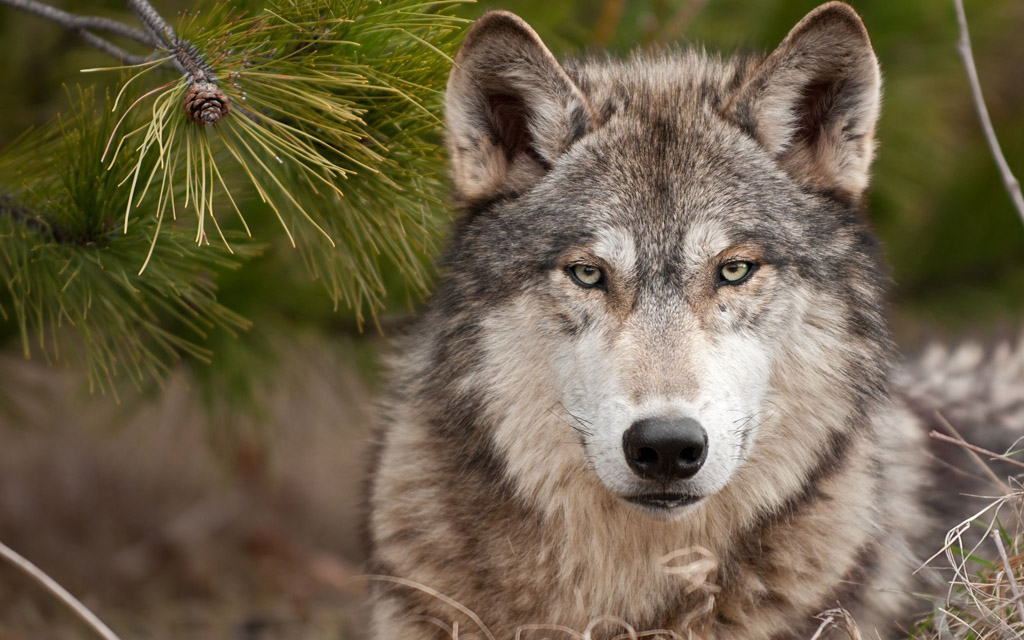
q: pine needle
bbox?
[95,0,462,318]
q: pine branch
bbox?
[953,0,1024,227]
[0,192,48,236]
[1,0,470,392]
[0,90,253,395]
[97,0,467,319]
[4,0,468,321]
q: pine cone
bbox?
[183,81,229,125]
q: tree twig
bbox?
[0,0,152,64]
[125,0,177,48]
[77,29,149,65]
[2,0,213,79]
[953,0,1024,227]
[0,539,123,640]
[124,0,212,80]
[0,0,153,45]
[929,430,1024,473]
[935,411,1011,493]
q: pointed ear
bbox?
[725,2,881,200]
[446,11,593,208]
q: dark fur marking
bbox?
[555,311,581,336]
[425,388,509,485]
[598,99,617,124]
[568,105,589,146]
[829,540,879,608]
[899,390,1009,537]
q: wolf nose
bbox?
[622,417,708,481]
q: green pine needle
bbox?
[0,90,254,397]
[100,0,470,319]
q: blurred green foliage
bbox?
[0,0,463,412]
[0,0,1021,413]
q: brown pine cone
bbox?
[183,81,229,125]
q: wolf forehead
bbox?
[448,64,854,282]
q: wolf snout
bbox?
[622,416,708,482]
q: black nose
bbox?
[622,417,707,481]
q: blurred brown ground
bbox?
[0,338,373,639]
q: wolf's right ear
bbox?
[446,11,592,208]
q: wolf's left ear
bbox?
[446,11,593,208]
[725,2,880,200]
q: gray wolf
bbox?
[365,3,1024,638]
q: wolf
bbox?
[366,3,1024,639]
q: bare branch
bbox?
[954,0,1024,227]
[76,29,150,65]
[125,0,177,48]
[1,0,206,78]
[934,411,1011,492]
[125,0,213,80]
[929,430,1024,473]
[0,539,123,640]
[0,0,153,46]
[0,0,153,64]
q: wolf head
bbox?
[416,2,893,520]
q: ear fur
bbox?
[445,11,593,208]
[726,2,881,200]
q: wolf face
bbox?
[438,3,889,518]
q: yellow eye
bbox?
[570,264,604,288]
[720,261,753,284]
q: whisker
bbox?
[554,401,596,437]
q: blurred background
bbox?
[0,0,1021,638]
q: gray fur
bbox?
[365,3,1023,639]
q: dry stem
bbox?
[0,539,123,640]
[992,530,1024,626]
[929,430,1024,473]
[953,0,1024,226]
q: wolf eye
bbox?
[568,264,604,288]
[718,261,754,285]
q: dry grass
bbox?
[910,482,1024,639]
